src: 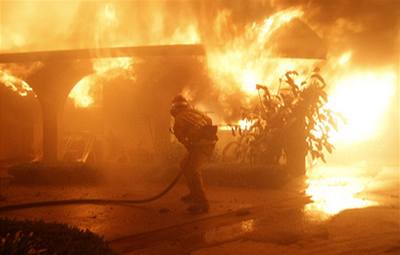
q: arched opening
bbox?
[62,58,138,166]
[61,56,209,172]
[0,77,42,163]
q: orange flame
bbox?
[103,4,117,25]
[68,57,134,108]
[327,70,395,143]
[207,8,305,95]
[0,69,34,97]
[93,57,134,75]
[337,51,352,66]
[219,118,255,131]
[325,51,396,143]
[68,2,200,108]
[304,54,395,216]
[68,76,95,108]
[166,24,201,45]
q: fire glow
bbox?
[207,8,305,95]
[305,166,377,216]
[68,57,134,108]
[304,70,394,215]
[327,70,395,143]
[68,2,199,108]
[0,2,396,218]
[0,69,34,97]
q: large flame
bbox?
[303,52,396,216]
[207,8,305,95]
[165,24,201,45]
[0,3,396,218]
[327,71,395,142]
[68,57,134,108]
[325,51,396,143]
[0,69,34,97]
[68,76,95,108]
[68,2,200,108]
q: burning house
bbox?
[0,5,328,169]
[0,1,398,254]
[0,45,207,165]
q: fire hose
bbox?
[0,169,184,213]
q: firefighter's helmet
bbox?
[171,95,189,116]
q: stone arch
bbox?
[25,60,93,163]
[0,82,42,162]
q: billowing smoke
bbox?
[0,1,201,51]
[287,0,399,66]
[1,1,397,63]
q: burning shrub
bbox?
[223,69,342,167]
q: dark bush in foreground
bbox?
[0,218,116,255]
[8,162,102,185]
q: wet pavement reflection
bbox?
[1,163,397,254]
[109,198,319,254]
[203,219,255,244]
[110,164,398,254]
[305,165,384,217]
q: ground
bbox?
[0,163,398,255]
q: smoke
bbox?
[1,1,397,62]
[0,0,80,51]
[0,0,201,51]
[272,0,399,66]
[198,0,399,68]
[1,1,398,147]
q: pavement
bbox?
[0,163,398,255]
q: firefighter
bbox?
[170,95,218,214]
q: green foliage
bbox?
[223,69,342,165]
[0,218,116,255]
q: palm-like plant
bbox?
[223,69,343,166]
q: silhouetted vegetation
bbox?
[223,69,343,165]
[0,218,115,255]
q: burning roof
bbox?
[0,1,397,144]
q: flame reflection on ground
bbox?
[305,165,378,217]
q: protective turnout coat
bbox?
[173,108,217,151]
